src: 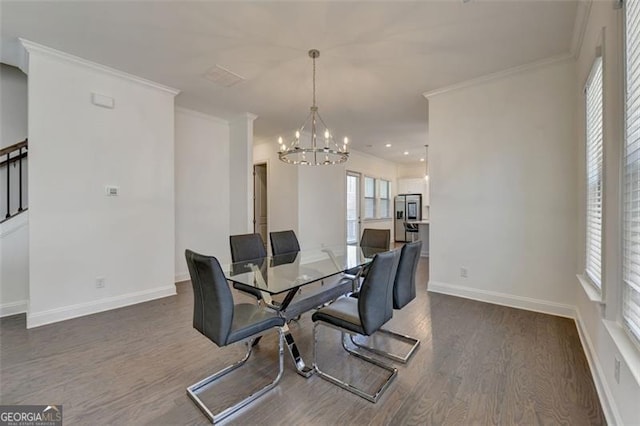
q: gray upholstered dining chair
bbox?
[347,228,391,279]
[403,222,420,242]
[269,230,301,255]
[185,249,285,424]
[360,228,390,250]
[349,240,422,363]
[229,233,268,302]
[312,249,400,403]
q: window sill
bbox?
[362,218,392,223]
[603,320,640,386]
[576,274,605,305]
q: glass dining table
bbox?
[224,244,385,377]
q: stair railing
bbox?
[1,139,28,222]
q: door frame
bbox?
[253,161,269,251]
[346,170,362,245]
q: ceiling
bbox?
[0,1,579,164]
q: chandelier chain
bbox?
[312,54,316,108]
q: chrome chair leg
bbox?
[187,328,284,424]
[313,322,397,403]
[349,328,420,364]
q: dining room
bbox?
[1,1,639,425]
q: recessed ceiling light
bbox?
[420,158,424,162]
[403,151,409,155]
[385,143,392,147]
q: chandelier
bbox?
[278,49,349,165]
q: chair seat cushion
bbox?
[312,296,365,335]
[227,303,285,345]
[282,277,353,321]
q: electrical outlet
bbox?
[614,357,621,384]
[460,267,468,278]
[96,277,105,289]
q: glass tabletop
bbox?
[224,244,385,295]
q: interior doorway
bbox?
[253,163,268,249]
[346,171,361,245]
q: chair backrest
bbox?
[358,249,400,335]
[404,222,419,233]
[393,240,422,309]
[360,228,390,250]
[185,250,234,347]
[270,230,300,255]
[230,233,267,262]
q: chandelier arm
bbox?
[313,112,334,147]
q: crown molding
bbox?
[571,0,593,58]
[422,53,574,100]
[175,106,229,125]
[19,39,180,96]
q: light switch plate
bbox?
[105,186,119,196]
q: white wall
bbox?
[24,41,178,328]
[427,58,577,308]
[253,140,298,245]
[0,212,29,316]
[297,165,345,248]
[397,163,425,179]
[253,141,398,249]
[1,63,27,149]
[174,107,231,279]
[229,114,256,235]
[573,2,640,424]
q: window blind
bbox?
[623,0,640,345]
[364,177,375,219]
[585,56,603,289]
[379,179,390,218]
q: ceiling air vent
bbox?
[204,65,245,87]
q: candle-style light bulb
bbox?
[324,130,330,139]
[278,136,283,145]
[343,137,349,145]
[295,131,300,139]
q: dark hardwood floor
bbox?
[0,258,605,425]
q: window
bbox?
[623,0,640,345]
[364,177,375,219]
[379,179,390,218]
[585,55,604,290]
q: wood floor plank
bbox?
[0,258,605,425]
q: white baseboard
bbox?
[0,300,28,317]
[26,285,176,329]
[428,280,575,318]
[428,280,620,425]
[574,310,621,426]
[174,272,190,283]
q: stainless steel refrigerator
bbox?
[394,194,422,242]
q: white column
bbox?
[229,113,257,235]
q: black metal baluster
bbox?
[18,147,23,212]
[5,152,10,219]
